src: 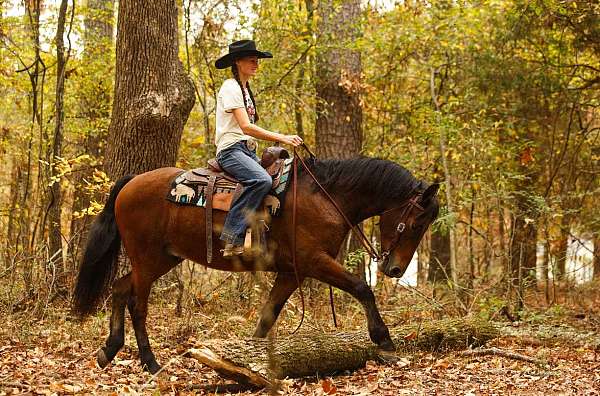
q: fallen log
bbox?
[187,318,498,387]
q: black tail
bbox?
[72,175,136,317]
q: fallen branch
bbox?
[188,318,498,387]
[186,347,273,388]
[498,324,600,350]
[459,347,546,366]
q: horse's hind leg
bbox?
[127,274,160,373]
[127,253,181,374]
[97,273,132,368]
[253,273,300,338]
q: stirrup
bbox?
[221,243,244,257]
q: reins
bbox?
[289,144,425,332]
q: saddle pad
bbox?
[166,158,294,217]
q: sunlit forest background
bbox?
[1,0,599,393]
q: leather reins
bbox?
[290,144,425,332]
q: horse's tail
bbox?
[72,175,136,317]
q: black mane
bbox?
[302,156,422,201]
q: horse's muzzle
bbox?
[379,258,404,278]
[388,266,403,278]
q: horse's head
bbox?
[378,182,440,278]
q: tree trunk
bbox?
[105,0,195,179]
[509,209,538,286]
[554,214,572,280]
[47,0,69,282]
[430,67,458,286]
[315,0,362,159]
[188,319,498,387]
[69,0,115,268]
[428,229,451,283]
[4,164,19,269]
[417,231,429,286]
[293,0,314,140]
[594,234,600,279]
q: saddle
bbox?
[176,146,290,263]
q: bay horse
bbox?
[72,155,439,373]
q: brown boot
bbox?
[222,243,244,257]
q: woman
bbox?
[215,39,303,257]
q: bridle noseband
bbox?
[378,194,424,264]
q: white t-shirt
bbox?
[215,78,256,154]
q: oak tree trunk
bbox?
[105,0,195,179]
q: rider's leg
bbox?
[217,141,272,248]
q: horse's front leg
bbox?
[310,253,395,351]
[253,272,301,338]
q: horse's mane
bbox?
[301,156,422,201]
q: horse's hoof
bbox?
[144,360,162,374]
[377,349,400,363]
[379,339,396,352]
[97,348,110,368]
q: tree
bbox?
[594,235,600,279]
[46,0,69,284]
[428,229,451,284]
[69,0,115,263]
[315,0,362,159]
[104,0,195,179]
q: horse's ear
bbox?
[420,183,440,204]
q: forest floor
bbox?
[1,278,599,395]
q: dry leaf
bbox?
[322,378,337,395]
[434,359,450,369]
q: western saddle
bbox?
[177,146,290,263]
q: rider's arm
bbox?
[232,108,302,147]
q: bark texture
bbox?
[315,0,362,159]
[428,229,451,283]
[189,319,498,386]
[105,0,195,179]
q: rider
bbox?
[215,39,303,257]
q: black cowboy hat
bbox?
[215,39,273,69]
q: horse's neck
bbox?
[330,190,391,226]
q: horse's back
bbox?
[112,167,234,269]
[115,167,181,216]
[114,167,184,254]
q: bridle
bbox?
[293,145,425,264]
[376,195,424,266]
[290,144,426,331]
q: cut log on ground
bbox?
[187,319,498,388]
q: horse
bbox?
[72,155,440,373]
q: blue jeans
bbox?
[216,141,272,245]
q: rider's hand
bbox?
[280,134,303,147]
